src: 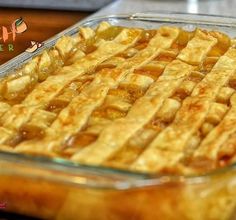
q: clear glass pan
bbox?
[1,12,236,220]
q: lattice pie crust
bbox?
[0,22,236,175]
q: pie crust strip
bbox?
[177,29,217,65]
[50,27,180,139]
[71,30,218,165]
[16,27,180,153]
[71,60,192,164]
[132,48,236,172]
[0,28,141,144]
[194,93,236,160]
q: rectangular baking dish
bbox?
[1,12,236,220]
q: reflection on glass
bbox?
[187,0,199,13]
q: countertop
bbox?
[95,0,236,17]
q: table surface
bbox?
[0,8,90,64]
[95,0,236,17]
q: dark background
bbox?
[0,211,40,219]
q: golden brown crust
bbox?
[0,23,236,175]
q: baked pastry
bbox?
[0,22,235,175]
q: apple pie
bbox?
[0,22,235,175]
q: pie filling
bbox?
[0,22,235,175]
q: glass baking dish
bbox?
[1,12,236,220]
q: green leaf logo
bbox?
[15,17,23,27]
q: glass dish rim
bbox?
[1,11,236,189]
